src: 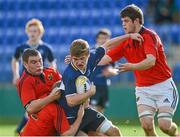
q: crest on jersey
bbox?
[48,73,53,80]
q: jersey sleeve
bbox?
[90,47,105,67]
[107,42,125,62]
[143,34,158,58]
[54,70,62,81]
[46,46,55,62]
[18,79,36,108]
[14,46,22,60]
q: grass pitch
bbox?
[0,124,176,136]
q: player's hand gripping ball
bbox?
[75,75,91,94]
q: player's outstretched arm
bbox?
[117,54,156,72]
[61,104,85,136]
[102,33,143,50]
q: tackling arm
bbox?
[26,88,61,114]
[102,33,143,50]
[118,54,156,72]
[61,104,84,136]
[132,54,156,70]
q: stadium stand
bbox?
[0,0,179,84]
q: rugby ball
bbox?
[75,75,91,94]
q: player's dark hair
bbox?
[96,28,111,39]
[120,4,144,24]
[70,39,89,57]
[22,48,40,63]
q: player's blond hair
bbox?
[70,39,90,57]
[25,18,45,35]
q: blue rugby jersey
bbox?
[13,42,55,73]
[58,47,105,123]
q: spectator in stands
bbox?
[99,4,179,136]
[90,28,118,113]
[147,0,179,24]
[11,18,57,134]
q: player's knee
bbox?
[140,117,154,131]
[98,119,121,136]
[139,111,154,131]
[158,119,172,133]
[158,112,172,133]
[112,126,121,136]
[105,126,121,136]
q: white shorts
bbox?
[135,78,179,113]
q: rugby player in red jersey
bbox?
[99,4,179,137]
[17,49,84,136]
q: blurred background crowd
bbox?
[0,0,180,84]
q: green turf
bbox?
[1,124,179,136]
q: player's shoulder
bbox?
[43,67,59,74]
[63,64,73,74]
[63,64,77,78]
[16,43,29,50]
[39,42,52,49]
[18,72,34,86]
[141,26,157,37]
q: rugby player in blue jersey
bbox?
[59,33,143,136]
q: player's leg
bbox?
[102,85,109,112]
[90,85,109,113]
[137,104,157,136]
[157,79,179,136]
[81,108,121,136]
[135,88,157,136]
[98,121,121,136]
[89,109,121,136]
[157,107,179,136]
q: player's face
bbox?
[27,25,41,41]
[72,54,89,70]
[96,34,110,46]
[24,54,43,75]
[121,17,136,34]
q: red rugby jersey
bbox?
[107,27,171,86]
[20,103,70,136]
[17,67,62,107]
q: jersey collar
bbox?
[70,62,87,74]
[139,26,145,34]
[71,62,78,71]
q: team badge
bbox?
[48,73,53,80]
